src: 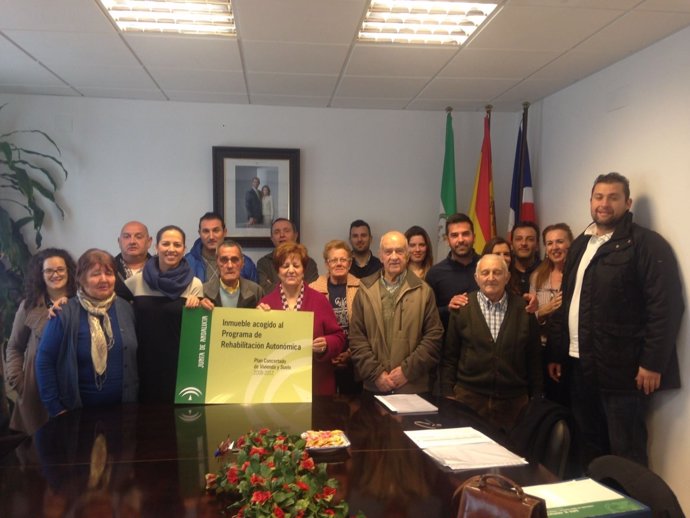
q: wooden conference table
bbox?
[0,394,557,518]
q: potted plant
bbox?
[0,102,68,379]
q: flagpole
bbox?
[519,102,530,217]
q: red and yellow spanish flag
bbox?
[468,111,496,253]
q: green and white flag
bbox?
[437,110,457,260]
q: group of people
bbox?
[3,173,683,476]
[244,176,274,226]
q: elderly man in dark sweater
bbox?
[440,254,542,431]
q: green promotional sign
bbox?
[175,307,314,404]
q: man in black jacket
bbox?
[547,172,683,467]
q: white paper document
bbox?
[374,394,438,414]
[524,478,629,508]
[404,427,527,471]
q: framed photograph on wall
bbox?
[213,146,300,248]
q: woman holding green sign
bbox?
[258,242,345,396]
[124,225,203,403]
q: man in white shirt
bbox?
[547,173,683,468]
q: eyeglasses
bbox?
[218,256,242,265]
[327,258,351,265]
[43,267,67,277]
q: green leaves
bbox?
[206,429,362,518]
[0,103,68,342]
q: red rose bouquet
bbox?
[205,428,364,517]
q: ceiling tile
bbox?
[125,33,242,70]
[346,44,457,77]
[234,0,366,43]
[0,38,65,86]
[4,30,140,68]
[166,91,249,104]
[419,77,519,101]
[76,87,166,100]
[247,72,338,96]
[150,68,247,93]
[330,97,409,109]
[441,48,560,78]
[406,99,487,111]
[336,76,428,98]
[243,41,349,74]
[574,10,690,54]
[55,65,158,90]
[249,94,330,108]
[469,4,623,51]
[492,78,571,105]
[0,84,79,96]
[0,0,114,32]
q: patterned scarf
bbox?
[280,282,304,311]
[143,256,194,299]
[77,289,116,380]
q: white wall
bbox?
[0,95,527,266]
[537,26,690,512]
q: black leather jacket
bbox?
[547,212,683,392]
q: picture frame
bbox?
[213,146,300,248]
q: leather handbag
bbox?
[453,474,548,518]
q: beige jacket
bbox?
[5,300,50,434]
[309,274,360,322]
[349,272,443,393]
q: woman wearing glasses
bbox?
[259,242,345,395]
[310,240,362,394]
[5,248,76,433]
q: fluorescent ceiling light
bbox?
[98,0,235,36]
[359,1,497,45]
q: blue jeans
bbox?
[568,358,649,469]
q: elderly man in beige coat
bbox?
[350,231,444,394]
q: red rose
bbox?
[226,466,239,484]
[259,427,270,435]
[324,510,335,516]
[299,457,315,471]
[250,446,267,457]
[241,461,250,472]
[250,473,266,486]
[321,486,337,500]
[273,504,285,518]
[296,481,310,492]
[250,490,271,504]
[236,436,246,448]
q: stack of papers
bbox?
[404,427,527,471]
[374,394,438,414]
[523,478,650,517]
